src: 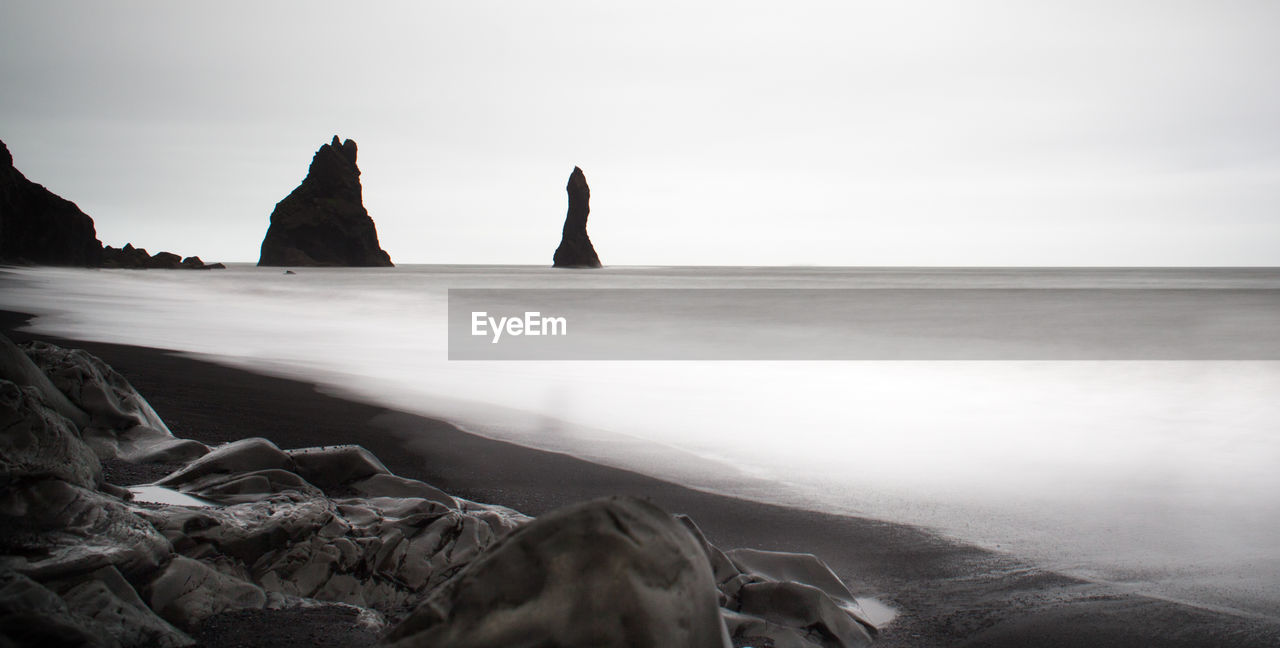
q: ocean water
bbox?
[3,265,1279,619]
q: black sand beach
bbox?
[3,309,1278,647]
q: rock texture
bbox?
[552,167,602,268]
[385,497,732,648]
[0,138,103,266]
[20,339,209,464]
[0,334,880,648]
[258,136,393,267]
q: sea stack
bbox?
[258,136,393,267]
[552,166,601,268]
[0,138,103,266]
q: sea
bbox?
[3,264,1278,621]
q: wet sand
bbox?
[4,309,1277,647]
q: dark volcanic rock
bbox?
[1,337,882,648]
[101,243,152,268]
[146,251,183,269]
[0,138,103,266]
[258,136,393,267]
[552,166,602,268]
[101,244,222,270]
[385,496,730,648]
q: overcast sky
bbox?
[2,1,1278,265]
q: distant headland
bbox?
[0,138,221,269]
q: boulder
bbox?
[552,166,602,268]
[20,340,170,434]
[0,379,101,489]
[0,138,103,266]
[286,445,390,491]
[143,556,267,631]
[0,568,105,647]
[56,566,195,647]
[139,491,334,566]
[101,245,219,270]
[258,136,393,267]
[19,340,203,463]
[347,473,458,509]
[726,548,869,621]
[385,496,731,648]
[0,333,90,430]
[136,488,520,615]
[680,517,879,648]
[735,581,875,648]
[0,479,171,580]
[101,243,153,269]
[144,252,183,269]
[184,468,323,504]
[156,438,293,490]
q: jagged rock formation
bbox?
[258,136,393,267]
[0,333,880,648]
[0,138,103,266]
[101,244,224,270]
[552,167,602,268]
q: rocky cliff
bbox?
[552,167,602,268]
[0,138,103,266]
[258,136,393,267]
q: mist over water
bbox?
[4,265,1280,618]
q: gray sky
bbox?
[3,1,1278,265]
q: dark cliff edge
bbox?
[552,166,602,268]
[258,136,393,267]
[0,138,221,269]
[0,139,103,266]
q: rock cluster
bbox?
[0,333,879,647]
[552,167,602,268]
[0,138,103,266]
[101,244,225,270]
[258,136,394,267]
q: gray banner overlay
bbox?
[448,289,1280,360]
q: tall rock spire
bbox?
[552,167,602,268]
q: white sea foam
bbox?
[4,264,1279,618]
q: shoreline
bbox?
[4,309,1279,646]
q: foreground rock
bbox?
[258,136,393,267]
[385,497,732,648]
[552,166,602,268]
[0,333,879,647]
[19,339,209,464]
[0,138,103,266]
